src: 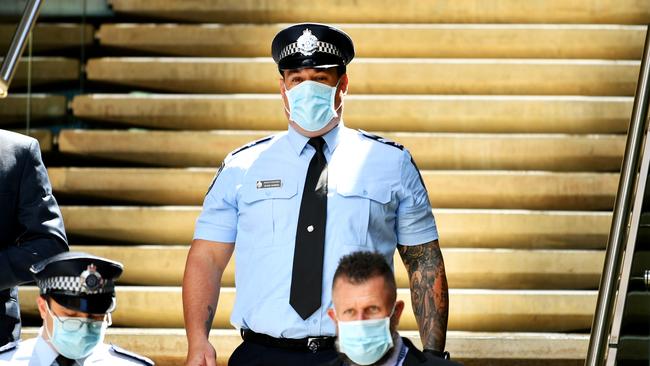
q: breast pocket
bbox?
[238,179,298,247]
[333,182,392,247]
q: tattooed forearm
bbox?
[205,305,215,334]
[398,240,448,351]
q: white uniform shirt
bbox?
[0,331,153,365]
[195,123,439,338]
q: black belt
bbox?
[240,329,335,353]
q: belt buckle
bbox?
[307,337,320,353]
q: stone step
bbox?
[0,23,93,53]
[0,0,111,18]
[59,206,611,249]
[71,94,634,134]
[70,245,604,289]
[618,335,650,362]
[85,57,640,96]
[10,128,53,152]
[18,286,598,332]
[3,57,79,88]
[49,167,619,210]
[621,292,650,331]
[0,94,66,124]
[96,23,647,60]
[106,0,650,24]
[19,328,590,366]
[56,130,624,171]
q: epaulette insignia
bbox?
[0,341,17,354]
[205,161,225,196]
[110,344,155,366]
[358,130,404,150]
[230,136,273,156]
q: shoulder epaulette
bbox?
[0,341,17,354]
[230,136,274,157]
[110,344,155,366]
[358,129,404,150]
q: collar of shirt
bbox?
[33,329,59,366]
[286,121,343,157]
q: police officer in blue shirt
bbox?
[183,23,449,366]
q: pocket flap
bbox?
[336,182,391,204]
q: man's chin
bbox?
[336,348,395,366]
[334,333,400,366]
[288,119,340,138]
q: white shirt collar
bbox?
[32,330,59,366]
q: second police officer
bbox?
[183,23,450,366]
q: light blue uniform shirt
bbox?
[194,123,438,338]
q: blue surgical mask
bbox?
[336,309,395,365]
[285,80,340,132]
[45,303,108,360]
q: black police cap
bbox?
[271,23,354,71]
[30,251,123,314]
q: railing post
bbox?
[585,25,650,366]
[0,0,45,98]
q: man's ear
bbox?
[338,74,349,96]
[37,296,48,321]
[279,78,287,96]
[327,307,338,325]
[391,300,405,328]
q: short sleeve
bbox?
[193,163,238,243]
[396,149,439,245]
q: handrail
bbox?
[0,0,45,98]
[585,25,650,366]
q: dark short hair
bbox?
[333,251,396,303]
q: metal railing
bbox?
[585,25,650,366]
[0,0,44,98]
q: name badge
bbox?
[256,179,282,189]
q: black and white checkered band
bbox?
[38,276,114,295]
[279,41,343,61]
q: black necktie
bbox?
[56,355,75,366]
[290,137,328,320]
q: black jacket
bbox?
[0,130,68,346]
[323,337,463,366]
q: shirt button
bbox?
[363,189,368,195]
[307,225,314,232]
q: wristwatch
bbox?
[424,349,451,360]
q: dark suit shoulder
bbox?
[0,129,37,150]
[0,130,38,171]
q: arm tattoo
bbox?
[205,305,215,335]
[398,240,449,351]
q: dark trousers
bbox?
[228,340,339,366]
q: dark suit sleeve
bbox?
[0,139,68,289]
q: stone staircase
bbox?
[2,0,650,364]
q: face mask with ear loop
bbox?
[284,79,343,132]
[44,301,111,360]
[335,304,396,365]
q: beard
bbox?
[334,331,401,366]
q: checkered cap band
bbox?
[38,276,114,295]
[279,41,343,61]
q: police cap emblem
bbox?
[296,29,318,56]
[79,263,104,292]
